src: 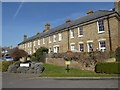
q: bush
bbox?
[95,62,120,74]
[33,47,48,62]
[115,47,120,62]
[2,61,15,72]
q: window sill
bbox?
[70,37,74,39]
[98,31,105,34]
[78,35,83,37]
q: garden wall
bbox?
[45,58,95,71]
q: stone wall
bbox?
[45,58,95,71]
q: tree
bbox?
[33,47,48,62]
[10,48,28,61]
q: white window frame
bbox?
[97,19,105,34]
[99,40,106,52]
[70,29,74,39]
[53,35,56,42]
[49,36,51,43]
[49,47,52,53]
[38,40,40,45]
[30,42,32,47]
[87,41,93,52]
[79,43,84,52]
[78,26,83,37]
[24,44,26,48]
[53,45,60,53]
[28,43,29,47]
[33,41,36,46]
[43,38,45,44]
[70,44,75,51]
[58,33,62,41]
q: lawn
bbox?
[39,64,119,77]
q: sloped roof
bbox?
[18,10,118,45]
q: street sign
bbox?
[65,61,70,65]
[20,63,30,67]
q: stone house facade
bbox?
[18,2,120,55]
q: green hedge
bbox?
[95,62,120,74]
[2,61,15,72]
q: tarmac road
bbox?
[2,72,119,88]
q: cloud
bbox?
[13,0,24,19]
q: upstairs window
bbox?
[53,35,56,42]
[49,36,51,43]
[33,41,36,46]
[97,19,104,33]
[28,43,29,47]
[78,26,83,37]
[38,40,40,45]
[30,42,32,47]
[99,40,106,52]
[70,29,74,38]
[59,33,62,41]
[43,38,45,44]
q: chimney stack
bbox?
[114,0,120,15]
[37,32,40,35]
[66,19,71,23]
[87,10,94,14]
[45,23,50,30]
[24,35,27,41]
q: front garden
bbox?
[1,47,120,77]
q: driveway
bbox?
[2,72,119,88]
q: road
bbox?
[2,72,119,88]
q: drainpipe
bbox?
[67,29,70,50]
[107,16,112,51]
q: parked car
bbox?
[4,56,13,61]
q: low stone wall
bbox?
[45,58,95,71]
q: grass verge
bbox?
[39,64,119,77]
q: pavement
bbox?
[2,72,120,88]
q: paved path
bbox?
[2,72,119,88]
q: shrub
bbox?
[2,61,15,72]
[95,62,120,74]
[115,47,120,62]
[33,47,48,62]
[10,48,28,61]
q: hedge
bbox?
[95,62,120,74]
[2,61,15,72]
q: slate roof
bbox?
[18,10,119,45]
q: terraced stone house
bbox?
[18,1,120,55]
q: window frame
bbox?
[99,40,106,52]
[53,35,56,42]
[38,40,40,45]
[78,26,83,37]
[43,38,45,44]
[97,19,105,33]
[58,33,62,41]
[79,43,84,52]
[49,36,51,43]
[70,29,74,39]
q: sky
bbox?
[2,2,114,47]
